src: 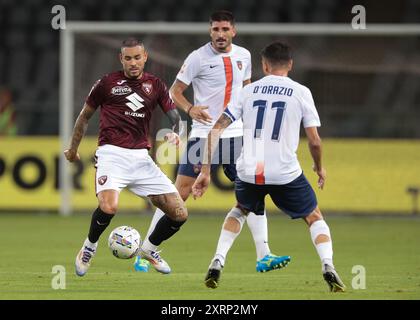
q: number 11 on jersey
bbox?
[253,100,286,141]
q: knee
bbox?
[174,203,188,222]
[235,203,250,215]
[223,217,241,233]
[223,207,246,233]
[170,195,188,222]
[304,207,323,226]
[99,201,118,215]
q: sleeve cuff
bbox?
[303,120,321,128]
[223,109,236,122]
[176,75,191,86]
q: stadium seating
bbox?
[1,0,419,136]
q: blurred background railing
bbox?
[1,0,419,214]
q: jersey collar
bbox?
[207,42,236,56]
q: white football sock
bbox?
[214,207,246,266]
[309,220,334,269]
[246,211,271,260]
[83,238,98,250]
[145,208,165,240]
[141,237,158,252]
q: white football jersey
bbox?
[224,75,321,185]
[176,42,251,138]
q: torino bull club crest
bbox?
[98,175,107,185]
[142,81,153,95]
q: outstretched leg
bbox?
[137,192,188,274]
[246,211,270,260]
[206,204,290,288]
[204,205,245,289]
[134,205,164,272]
[75,190,118,276]
[212,205,247,266]
[246,210,290,272]
[134,174,193,272]
[304,207,346,292]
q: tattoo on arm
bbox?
[203,113,233,165]
[166,109,184,136]
[243,79,251,86]
[214,113,233,130]
[70,104,96,151]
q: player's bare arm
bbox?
[170,79,212,124]
[203,113,233,165]
[64,103,96,162]
[191,113,233,199]
[243,79,251,86]
[164,109,184,146]
[305,126,326,189]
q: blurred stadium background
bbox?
[0,0,419,300]
[1,0,419,214]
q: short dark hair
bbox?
[121,38,144,50]
[260,41,292,67]
[210,10,235,25]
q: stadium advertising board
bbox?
[0,137,239,211]
[0,137,418,214]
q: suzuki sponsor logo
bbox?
[125,92,144,111]
[124,111,145,118]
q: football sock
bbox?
[148,215,185,246]
[246,211,271,260]
[87,207,114,243]
[145,208,165,239]
[83,237,98,251]
[214,207,246,265]
[309,220,334,269]
[141,237,157,252]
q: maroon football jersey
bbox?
[86,71,175,149]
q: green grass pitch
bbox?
[0,213,419,300]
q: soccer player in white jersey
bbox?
[192,41,346,292]
[134,11,290,286]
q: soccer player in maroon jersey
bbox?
[64,38,186,276]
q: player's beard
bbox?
[214,38,230,52]
[127,68,142,79]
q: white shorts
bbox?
[94,144,177,197]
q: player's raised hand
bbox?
[64,149,80,162]
[191,172,211,199]
[164,132,181,148]
[188,106,213,124]
[313,165,326,189]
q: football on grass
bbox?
[108,226,141,259]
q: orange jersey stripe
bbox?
[255,162,265,185]
[222,56,233,109]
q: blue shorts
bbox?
[235,173,318,218]
[178,137,242,181]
